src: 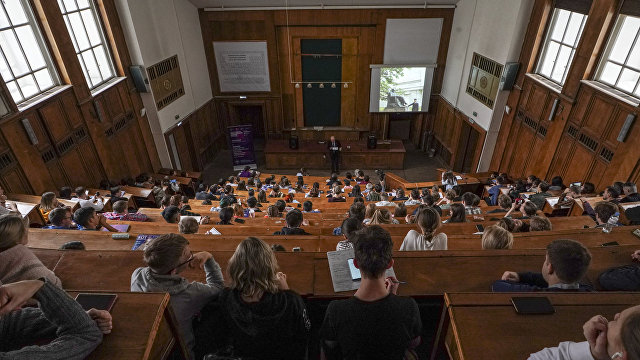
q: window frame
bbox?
[594,14,640,99]
[57,0,117,91]
[535,7,588,86]
[0,0,62,105]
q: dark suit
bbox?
[328,140,341,173]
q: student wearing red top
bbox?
[102,201,148,222]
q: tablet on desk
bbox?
[511,296,555,315]
[75,293,118,312]
[347,258,361,281]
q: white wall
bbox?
[114,0,213,168]
[440,0,534,171]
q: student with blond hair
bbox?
[211,237,310,359]
[481,225,514,249]
[39,192,61,223]
[399,207,447,251]
[0,214,61,287]
[368,208,398,225]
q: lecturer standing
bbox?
[327,136,342,174]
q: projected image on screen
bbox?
[369,66,434,113]
[380,67,425,111]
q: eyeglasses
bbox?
[167,252,194,274]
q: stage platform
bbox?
[264,139,406,170]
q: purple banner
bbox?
[228,124,257,170]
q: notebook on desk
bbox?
[102,224,130,233]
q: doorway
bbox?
[229,103,266,138]
[454,119,480,173]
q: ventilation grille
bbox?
[578,133,598,152]
[600,147,614,162]
[105,112,134,138]
[567,125,579,138]
[466,53,503,109]
[538,126,548,137]
[56,136,75,155]
[147,55,184,111]
[0,151,14,171]
[74,127,87,140]
[523,115,538,131]
[41,148,55,163]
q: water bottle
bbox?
[602,212,620,233]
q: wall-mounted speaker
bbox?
[21,118,38,145]
[289,135,299,150]
[548,98,559,122]
[499,62,520,91]
[130,65,151,93]
[617,113,636,142]
[367,135,377,149]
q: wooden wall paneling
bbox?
[341,37,358,128]
[127,86,162,171]
[582,95,616,132]
[38,101,73,143]
[1,166,32,194]
[60,92,84,128]
[518,0,553,86]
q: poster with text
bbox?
[228,124,257,171]
[214,41,271,92]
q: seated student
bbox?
[592,201,621,228]
[492,239,592,292]
[160,194,172,209]
[269,185,284,198]
[0,279,111,358]
[208,237,310,359]
[162,205,181,223]
[238,165,252,178]
[74,207,118,232]
[393,203,407,222]
[236,180,248,191]
[444,203,467,223]
[441,170,457,191]
[332,202,367,236]
[246,196,262,213]
[529,181,553,211]
[359,175,370,186]
[336,217,364,251]
[603,186,621,204]
[548,176,565,192]
[195,184,217,201]
[327,173,342,187]
[349,185,362,198]
[505,200,538,219]
[375,193,395,207]
[320,225,421,359]
[179,217,200,234]
[366,184,382,202]
[274,199,287,214]
[151,179,166,207]
[599,249,640,291]
[170,195,202,217]
[302,200,319,213]
[369,208,399,225]
[103,200,149,222]
[459,192,480,215]
[257,190,269,203]
[363,203,377,225]
[342,179,353,193]
[217,207,234,225]
[620,182,640,203]
[400,207,447,251]
[530,215,552,231]
[486,176,507,206]
[265,205,280,218]
[580,182,597,198]
[328,186,346,202]
[488,194,513,214]
[437,189,458,210]
[481,225,513,249]
[39,192,64,222]
[42,207,75,230]
[0,214,62,287]
[392,188,408,201]
[402,189,420,206]
[496,216,530,233]
[131,233,224,358]
[58,186,73,200]
[231,203,244,218]
[273,209,310,235]
[555,184,582,208]
[74,187,105,211]
[528,305,640,360]
[420,193,443,216]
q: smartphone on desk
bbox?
[234,218,245,224]
[75,293,118,312]
[475,224,485,233]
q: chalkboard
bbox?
[302,39,342,127]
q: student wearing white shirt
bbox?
[441,171,457,191]
[74,187,104,211]
[399,207,447,251]
[528,305,640,360]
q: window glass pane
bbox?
[0,29,28,77]
[563,13,584,46]
[635,83,640,97]
[0,7,11,28]
[610,17,640,63]
[539,41,560,77]
[57,0,66,12]
[77,0,90,9]
[15,25,45,70]
[63,0,78,12]
[551,45,572,82]
[600,62,623,85]
[81,50,102,86]
[63,16,79,53]
[16,74,38,98]
[551,9,570,42]
[68,12,90,51]
[0,52,12,80]
[628,41,640,69]
[616,68,640,93]
[94,45,113,79]
[34,68,54,90]
[6,81,21,102]
[77,53,91,86]
[81,9,101,47]
[4,0,28,26]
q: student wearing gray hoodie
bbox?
[130,233,224,359]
